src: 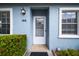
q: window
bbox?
[62,11,77,34]
[36,18,44,36]
[59,8,79,38]
[0,8,12,34]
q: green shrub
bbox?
[0,34,26,56]
[55,49,79,56]
[56,50,70,56]
[68,49,79,56]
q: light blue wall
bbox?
[1,4,79,50]
[13,6,32,49]
[0,4,49,50]
[49,5,79,50]
[0,5,33,49]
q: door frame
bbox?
[33,16,46,44]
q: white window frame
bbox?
[59,7,79,38]
[0,8,13,34]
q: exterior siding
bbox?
[0,5,33,49]
[49,5,79,50]
[13,6,32,49]
[1,4,79,50]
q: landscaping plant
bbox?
[0,34,26,56]
[55,49,79,56]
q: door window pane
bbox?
[36,18,44,36]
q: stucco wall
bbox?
[0,4,49,50]
[13,6,32,50]
[1,4,79,50]
[0,5,32,50]
[49,5,79,50]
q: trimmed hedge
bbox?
[0,34,26,56]
[55,49,79,56]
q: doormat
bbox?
[30,52,48,56]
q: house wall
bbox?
[13,6,32,50]
[0,4,49,50]
[0,5,32,50]
[49,5,79,50]
[1,4,79,50]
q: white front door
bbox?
[33,16,46,44]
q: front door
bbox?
[33,16,46,44]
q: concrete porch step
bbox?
[31,44,48,52]
[29,44,53,56]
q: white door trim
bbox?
[33,16,46,44]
